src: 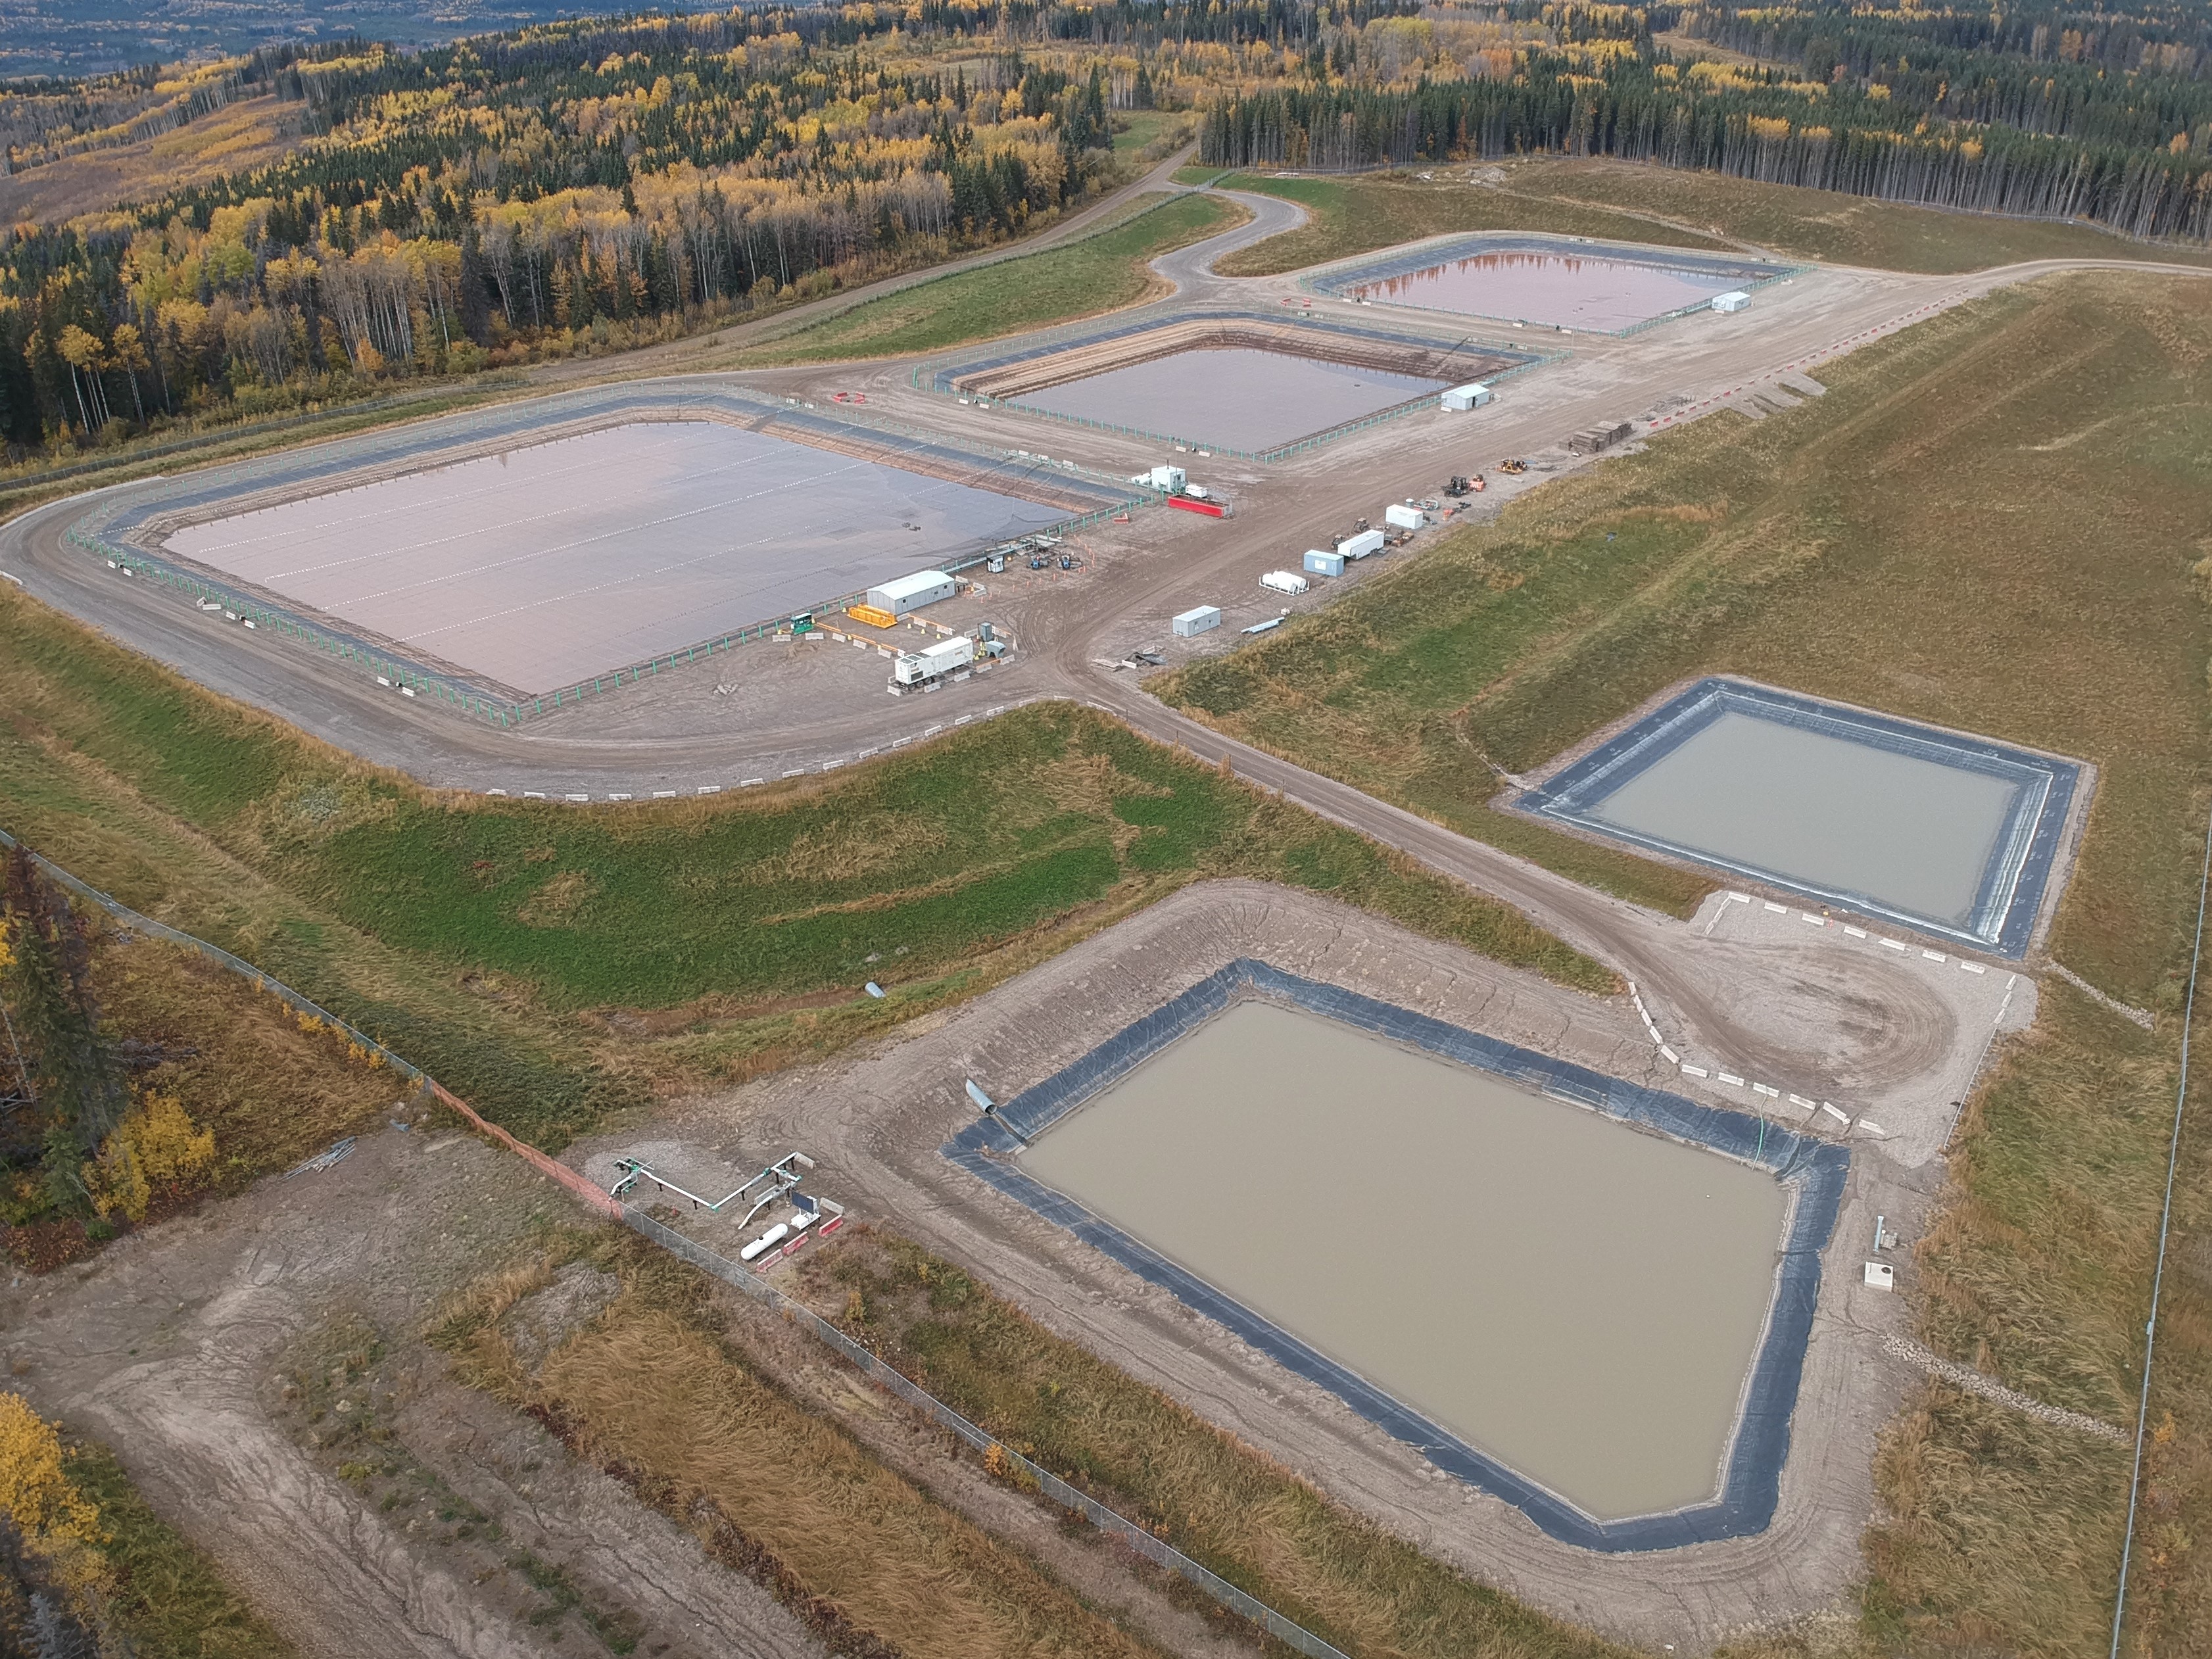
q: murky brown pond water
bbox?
[1021,1001,1787,1518]
[1586,708,2022,925]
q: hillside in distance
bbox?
[0,0,585,78]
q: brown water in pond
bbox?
[1021,1001,1788,1518]
[1586,708,2023,926]
[1353,250,1742,330]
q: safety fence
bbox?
[59,380,1155,729]
[911,302,1560,462]
[0,825,1354,1659]
[1298,233,1804,340]
[631,1210,1354,1659]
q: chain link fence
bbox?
[2,825,1354,1659]
[910,302,1559,462]
[60,381,1152,729]
[631,1209,1354,1659]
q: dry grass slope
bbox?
[1161,267,2212,1654]
[1206,161,2212,278]
[438,1231,1168,1659]
[803,1228,1629,1659]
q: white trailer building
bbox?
[867,569,956,615]
[1441,383,1493,410]
[1172,605,1222,637]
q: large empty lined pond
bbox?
[1019,1000,1788,1520]
[1526,679,2082,954]
[1315,235,1789,333]
[1012,347,1447,451]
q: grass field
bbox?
[1208,160,2212,278]
[737,190,1239,365]
[1206,170,1733,277]
[0,578,1605,1155]
[801,1226,1628,1659]
[435,1228,1172,1659]
[1159,266,2212,1650]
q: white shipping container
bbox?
[1337,529,1385,561]
[867,569,956,615]
[1440,382,1493,411]
[1303,549,1345,577]
[1260,570,1310,596]
[1172,605,1222,637]
[1384,504,1425,531]
[1711,291,1751,314]
[892,635,976,685]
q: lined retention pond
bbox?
[1019,999,1789,1522]
[1524,679,2082,955]
[1011,347,1449,452]
[1313,235,1791,333]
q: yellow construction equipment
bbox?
[846,603,898,629]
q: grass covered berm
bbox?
[1159,266,2212,1652]
[0,577,1607,1155]
[1207,160,2212,279]
[736,189,1241,366]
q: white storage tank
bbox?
[1441,383,1493,411]
[1172,605,1222,637]
[1384,504,1425,532]
[1711,291,1751,314]
[1337,529,1385,561]
[867,569,955,615]
[1260,570,1310,596]
[1303,549,1345,577]
[741,1222,790,1262]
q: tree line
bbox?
[1199,9,2212,239]
[0,6,1124,454]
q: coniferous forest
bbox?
[3,1,2209,457]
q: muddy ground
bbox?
[1,1095,1288,1658]
[565,879,1960,1648]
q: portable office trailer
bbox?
[867,569,956,615]
[1172,605,1222,637]
[1384,504,1424,531]
[1303,549,1345,577]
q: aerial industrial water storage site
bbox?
[6,169,2125,1654]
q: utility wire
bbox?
[2109,792,2212,1658]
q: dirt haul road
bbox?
[0,1122,830,1659]
[0,194,2097,1147]
[561,881,1946,1648]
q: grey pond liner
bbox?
[1519,678,2082,957]
[60,381,1145,725]
[1304,233,1797,337]
[942,959,1850,1551]
[917,305,1547,459]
